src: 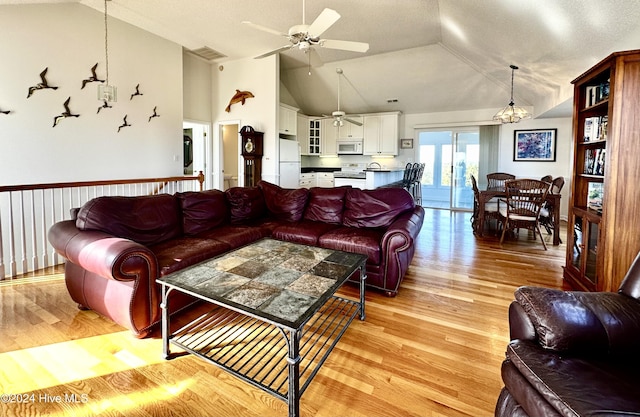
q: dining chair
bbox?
[470,174,500,235]
[539,176,565,238]
[498,179,551,250]
[486,172,515,191]
[412,163,425,205]
[540,175,553,183]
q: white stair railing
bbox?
[0,172,204,280]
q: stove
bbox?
[333,163,366,179]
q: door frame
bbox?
[183,120,212,189]
[216,119,242,189]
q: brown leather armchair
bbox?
[495,252,640,416]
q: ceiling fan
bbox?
[242,0,369,62]
[324,68,362,127]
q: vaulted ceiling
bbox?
[8,0,640,119]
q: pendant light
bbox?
[98,0,117,102]
[333,68,344,127]
[493,65,530,123]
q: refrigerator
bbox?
[279,139,301,188]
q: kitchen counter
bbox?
[363,168,404,173]
[301,167,340,173]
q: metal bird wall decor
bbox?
[148,106,159,122]
[130,84,143,100]
[81,63,104,89]
[118,115,131,132]
[225,89,254,112]
[97,100,112,114]
[0,108,10,115]
[53,97,80,127]
[28,67,59,98]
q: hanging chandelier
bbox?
[98,0,117,102]
[493,65,530,123]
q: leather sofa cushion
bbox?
[176,189,228,236]
[76,194,180,246]
[272,220,340,246]
[198,225,268,249]
[506,340,640,417]
[343,188,414,228]
[303,186,349,224]
[150,237,231,276]
[225,186,266,224]
[258,180,309,222]
[515,287,609,354]
[319,227,384,264]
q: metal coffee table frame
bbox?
[159,241,367,417]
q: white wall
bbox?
[183,53,212,123]
[0,4,184,186]
[212,55,279,186]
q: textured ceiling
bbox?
[5,0,640,118]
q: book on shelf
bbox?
[584,80,610,107]
[584,148,606,175]
[583,115,608,142]
[587,182,604,212]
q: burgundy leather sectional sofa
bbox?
[496,252,640,416]
[48,181,424,337]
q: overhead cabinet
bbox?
[363,112,399,155]
[279,104,298,136]
[321,118,338,156]
[338,116,364,140]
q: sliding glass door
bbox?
[417,128,479,210]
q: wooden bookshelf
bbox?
[564,49,640,292]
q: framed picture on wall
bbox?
[400,138,413,149]
[513,129,557,161]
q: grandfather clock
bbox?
[240,126,263,187]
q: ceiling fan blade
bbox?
[242,21,289,38]
[344,117,363,126]
[320,39,369,53]
[307,8,340,38]
[254,45,293,59]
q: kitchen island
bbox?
[334,169,404,189]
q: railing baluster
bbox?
[30,190,38,271]
[19,191,28,274]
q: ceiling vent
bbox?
[189,46,227,61]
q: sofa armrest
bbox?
[382,205,425,248]
[48,220,157,282]
[513,286,640,357]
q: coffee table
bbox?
[157,238,367,417]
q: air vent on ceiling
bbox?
[386,98,399,103]
[189,46,227,61]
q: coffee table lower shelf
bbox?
[167,295,361,411]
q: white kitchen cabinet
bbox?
[299,173,314,189]
[299,172,334,188]
[308,118,321,155]
[297,114,310,155]
[321,118,338,156]
[363,112,399,155]
[338,116,364,140]
[315,172,334,188]
[279,104,298,136]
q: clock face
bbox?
[244,139,254,153]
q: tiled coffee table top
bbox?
[158,238,366,328]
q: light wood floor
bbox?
[0,209,567,417]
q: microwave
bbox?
[337,140,363,155]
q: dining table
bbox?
[477,188,562,245]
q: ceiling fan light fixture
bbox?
[493,65,530,123]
